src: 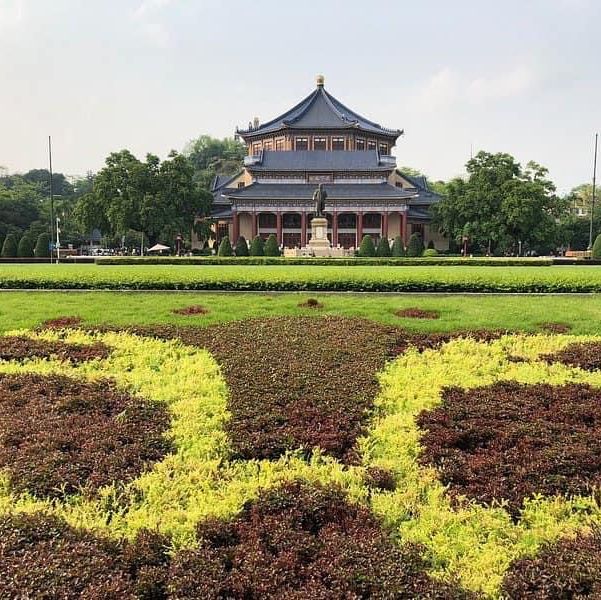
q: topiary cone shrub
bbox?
[249,235,264,256]
[427,239,435,250]
[234,236,249,256]
[406,232,425,257]
[17,235,34,258]
[217,236,233,257]
[34,233,50,258]
[264,234,280,256]
[376,236,391,257]
[358,234,376,257]
[1,234,18,258]
[391,235,405,257]
[592,233,601,259]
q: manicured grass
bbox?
[1,290,601,334]
[3,263,601,292]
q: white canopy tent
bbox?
[147,243,170,252]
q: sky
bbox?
[0,0,599,193]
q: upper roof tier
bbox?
[237,75,403,141]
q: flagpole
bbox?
[48,136,55,264]
[589,133,598,252]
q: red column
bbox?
[332,212,338,246]
[252,212,258,238]
[356,212,363,247]
[276,212,283,246]
[232,211,239,242]
[382,212,388,241]
[301,212,307,247]
[401,211,408,245]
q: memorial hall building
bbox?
[209,75,443,250]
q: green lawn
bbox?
[1,290,600,334]
[2,263,601,292]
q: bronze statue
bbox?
[312,184,328,217]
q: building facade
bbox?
[208,75,443,250]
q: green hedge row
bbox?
[96,256,554,267]
[2,264,601,292]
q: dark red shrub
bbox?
[537,321,572,334]
[502,529,601,598]
[168,481,477,599]
[395,307,440,320]
[542,341,601,371]
[172,305,209,316]
[417,382,601,515]
[298,298,323,309]
[0,335,110,363]
[0,512,137,599]
[0,373,173,499]
[364,467,397,492]
[41,315,83,329]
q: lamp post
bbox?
[176,233,183,256]
[48,136,54,264]
[56,217,61,263]
[588,133,598,253]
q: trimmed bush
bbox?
[217,236,233,257]
[249,235,264,256]
[423,248,438,257]
[264,233,280,256]
[427,239,435,250]
[0,373,173,499]
[542,341,601,371]
[168,481,477,599]
[391,235,405,257]
[1,233,18,258]
[0,335,109,363]
[417,381,601,515]
[234,235,249,256]
[376,236,391,257]
[358,234,376,257]
[406,232,425,257]
[502,530,601,598]
[34,233,50,258]
[592,233,601,259]
[17,235,34,258]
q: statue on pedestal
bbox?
[312,184,328,217]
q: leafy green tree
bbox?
[183,135,246,190]
[264,234,280,256]
[34,233,50,257]
[592,234,601,259]
[376,236,391,257]
[406,232,425,257]
[235,236,249,256]
[217,236,233,256]
[358,235,376,257]
[391,235,405,257]
[17,235,34,257]
[250,235,264,256]
[1,234,18,257]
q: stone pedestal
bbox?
[308,217,331,256]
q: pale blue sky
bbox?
[0,0,599,192]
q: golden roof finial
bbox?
[316,74,325,87]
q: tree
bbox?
[592,234,601,259]
[264,234,280,256]
[1,234,18,257]
[406,232,424,257]
[250,235,264,256]
[235,236,249,256]
[217,236,233,257]
[358,235,376,257]
[183,135,246,190]
[17,235,34,257]
[391,235,405,257]
[34,233,50,257]
[376,236,391,257]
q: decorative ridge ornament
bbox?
[316,74,325,87]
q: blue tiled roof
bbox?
[247,150,395,172]
[237,84,402,139]
[225,182,416,201]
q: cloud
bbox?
[133,0,176,20]
[131,0,176,48]
[0,0,24,30]
[412,64,537,111]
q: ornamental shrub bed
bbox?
[41,315,83,328]
[168,481,477,600]
[542,341,601,371]
[0,373,172,498]
[394,307,441,319]
[501,529,601,599]
[0,334,110,363]
[171,304,209,316]
[417,381,601,515]
[537,321,572,334]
